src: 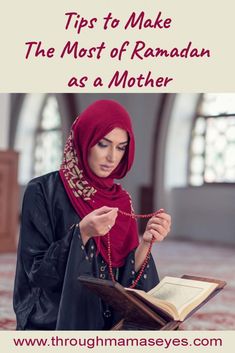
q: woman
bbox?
[13,100,171,330]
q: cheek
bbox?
[88,147,103,167]
[116,152,125,165]
[88,150,95,170]
[117,150,127,163]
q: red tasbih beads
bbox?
[107,208,164,288]
[118,209,164,219]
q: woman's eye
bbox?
[117,145,127,152]
[97,141,108,148]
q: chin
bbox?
[92,169,112,178]
[99,171,112,178]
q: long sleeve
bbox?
[119,249,159,290]
[13,173,81,330]
[20,182,73,288]
[56,233,105,330]
[13,173,109,330]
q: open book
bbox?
[78,274,226,330]
[126,276,218,321]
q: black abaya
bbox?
[13,171,159,330]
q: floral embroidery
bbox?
[60,130,97,201]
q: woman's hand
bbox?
[135,211,171,271]
[142,212,171,244]
[79,206,118,245]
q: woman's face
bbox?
[88,128,128,178]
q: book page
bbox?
[150,282,203,312]
[148,277,217,313]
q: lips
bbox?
[100,164,114,171]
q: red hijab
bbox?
[59,100,139,267]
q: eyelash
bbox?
[97,141,127,151]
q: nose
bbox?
[106,146,115,163]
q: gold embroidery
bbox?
[61,130,97,201]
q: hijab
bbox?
[59,100,139,267]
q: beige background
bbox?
[0,0,235,92]
[0,331,234,353]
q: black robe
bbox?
[13,171,159,330]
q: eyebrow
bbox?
[102,137,129,145]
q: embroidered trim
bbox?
[61,130,97,201]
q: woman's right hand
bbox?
[79,206,118,245]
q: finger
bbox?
[143,231,153,243]
[148,218,167,228]
[103,220,116,232]
[156,212,171,223]
[97,211,118,232]
[98,214,118,227]
[149,229,164,242]
[148,217,170,230]
[95,206,118,215]
[97,223,114,236]
[96,208,118,220]
[147,224,168,238]
[149,213,171,223]
[147,223,165,233]
[104,208,119,222]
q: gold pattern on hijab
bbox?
[61,131,97,201]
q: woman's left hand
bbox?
[142,212,171,243]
